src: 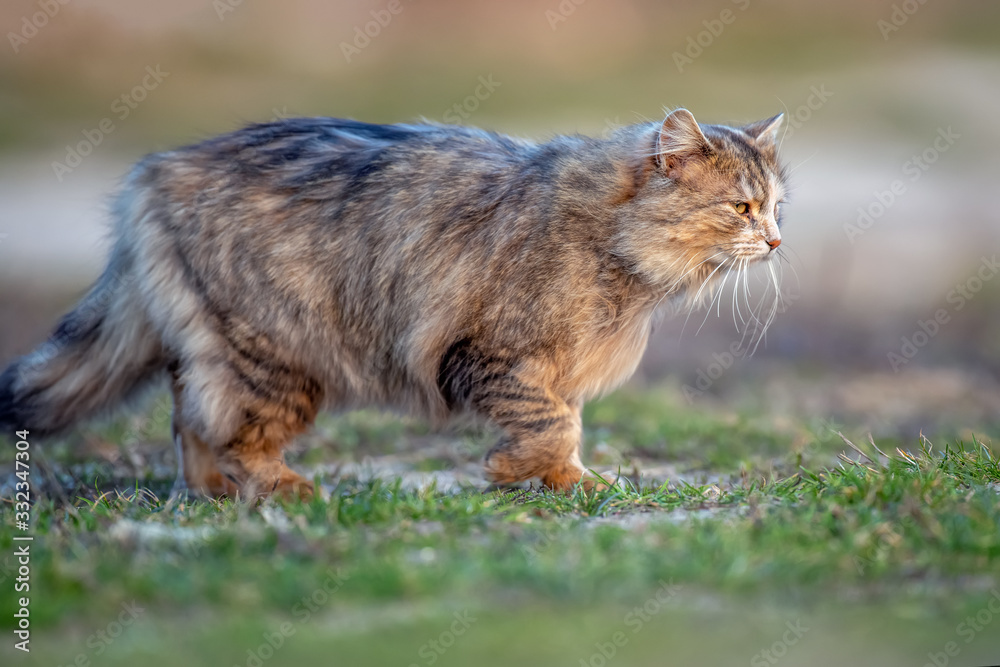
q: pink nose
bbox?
[766,237,781,250]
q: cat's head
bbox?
[615,108,789,306]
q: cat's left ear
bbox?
[743,113,784,149]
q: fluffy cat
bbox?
[0,108,788,498]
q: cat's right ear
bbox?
[656,108,712,180]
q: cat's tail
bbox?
[0,250,164,437]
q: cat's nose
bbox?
[766,237,781,250]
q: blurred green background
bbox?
[2,2,1000,665]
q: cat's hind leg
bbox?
[171,358,322,501]
[216,396,319,501]
[170,374,240,499]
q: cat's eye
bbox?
[733,202,749,215]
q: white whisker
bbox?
[653,251,726,315]
[730,259,743,330]
[747,260,783,355]
[716,261,733,319]
[775,247,801,294]
[680,258,729,338]
[767,260,784,310]
[696,259,733,336]
[733,258,748,328]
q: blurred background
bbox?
[1,0,998,443]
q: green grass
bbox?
[1,390,999,666]
[583,388,798,469]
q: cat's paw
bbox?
[269,472,314,501]
[578,475,612,493]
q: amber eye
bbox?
[733,202,749,215]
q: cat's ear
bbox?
[743,113,784,148]
[656,108,711,179]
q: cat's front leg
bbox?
[477,384,587,491]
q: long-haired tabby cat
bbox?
[0,108,788,498]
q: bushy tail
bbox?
[0,255,164,436]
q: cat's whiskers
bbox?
[730,259,741,330]
[695,258,735,336]
[742,288,766,352]
[741,258,755,326]
[745,257,783,355]
[680,257,730,338]
[775,246,802,295]
[736,258,761,350]
[655,251,726,314]
[720,249,784,355]
[732,257,749,329]
[768,260,784,310]
[716,260,733,318]
[651,255,708,317]
[739,258,751,324]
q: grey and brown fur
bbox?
[0,108,788,498]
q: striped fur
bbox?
[0,108,788,497]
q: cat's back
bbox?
[113,117,543,283]
[164,116,531,186]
